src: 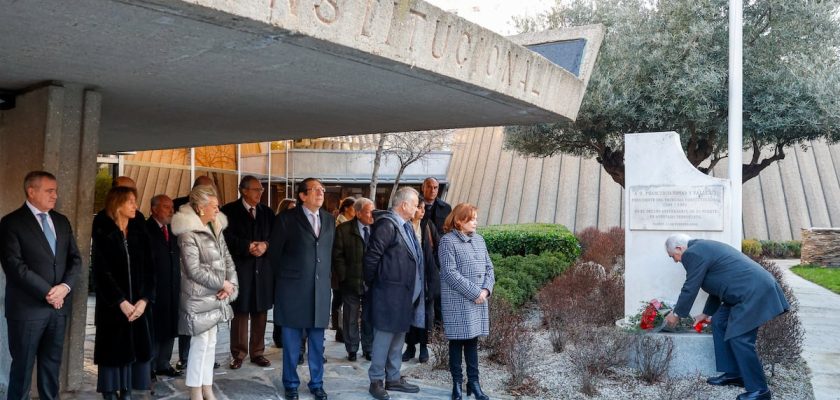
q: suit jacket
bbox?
[173,195,189,212]
[674,239,790,341]
[221,199,275,313]
[270,205,335,329]
[423,198,451,235]
[146,217,181,341]
[363,211,424,333]
[0,204,82,320]
[332,218,367,296]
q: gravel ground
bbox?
[401,307,814,400]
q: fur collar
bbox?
[171,203,228,237]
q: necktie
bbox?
[249,207,256,220]
[309,213,320,237]
[39,213,56,255]
[162,225,170,242]
[404,222,421,257]
[363,226,370,246]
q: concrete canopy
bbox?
[0,0,603,153]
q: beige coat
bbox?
[171,205,239,336]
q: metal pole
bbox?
[236,144,241,185]
[267,142,272,206]
[729,0,743,247]
[190,147,196,186]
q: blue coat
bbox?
[363,211,423,333]
[438,231,495,340]
[674,239,789,341]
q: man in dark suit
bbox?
[0,171,82,400]
[363,187,425,400]
[332,197,376,362]
[173,175,215,211]
[270,178,334,400]
[222,175,274,369]
[421,177,451,236]
[147,194,182,377]
[664,234,790,400]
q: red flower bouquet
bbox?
[630,298,672,330]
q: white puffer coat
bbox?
[171,204,239,336]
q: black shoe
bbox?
[156,366,182,377]
[418,344,429,363]
[310,387,328,400]
[401,345,416,362]
[213,361,220,369]
[323,355,328,364]
[369,381,390,400]
[451,381,463,400]
[466,381,489,400]
[101,392,118,400]
[737,389,772,400]
[364,351,372,361]
[706,373,745,387]
[175,360,187,370]
[118,389,132,400]
[348,352,357,361]
[284,387,299,400]
[386,377,420,393]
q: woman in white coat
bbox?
[171,185,238,400]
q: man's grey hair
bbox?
[150,194,172,209]
[354,197,374,213]
[238,175,259,190]
[390,187,419,208]
[189,185,218,210]
[665,234,692,254]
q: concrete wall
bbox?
[445,127,839,240]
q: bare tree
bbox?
[382,129,452,204]
[369,134,388,198]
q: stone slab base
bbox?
[629,332,718,378]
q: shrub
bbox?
[482,298,524,365]
[568,326,633,396]
[656,375,707,400]
[491,252,572,308]
[631,333,674,384]
[479,223,580,260]
[742,239,763,259]
[428,326,449,370]
[505,330,538,393]
[758,240,802,259]
[784,240,802,259]
[576,226,625,269]
[539,261,625,329]
[757,259,804,375]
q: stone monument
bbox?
[624,131,735,377]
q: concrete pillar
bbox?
[0,83,101,394]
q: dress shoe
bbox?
[175,360,187,370]
[284,387,299,400]
[323,355,328,364]
[251,356,271,367]
[737,389,772,400]
[369,381,390,400]
[418,344,429,363]
[335,329,344,343]
[118,390,132,400]
[213,361,221,369]
[229,358,243,369]
[310,387,329,400]
[466,381,489,400]
[706,373,745,387]
[386,376,420,393]
[101,392,118,400]
[156,366,182,377]
[402,345,416,362]
[364,351,372,361]
[348,352,357,361]
[451,381,463,400]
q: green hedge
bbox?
[490,252,573,307]
[479,223,581,260]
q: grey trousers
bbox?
[342,292,374,354]
[368,328,405,383]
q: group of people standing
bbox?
[0,171,496,400]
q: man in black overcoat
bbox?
[0,171,82,400]
[269,178,334,400]
[420,177,451,236]
[146,194,182,377]
[221,175,274,369]
[664,234,790,400]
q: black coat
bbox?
[675,239,790,341]
[92,214,155,367]
[0,204,82,320]
[146,217,181,341]
[270,206,335,329]
[221,199,275,313]
[423,198,452,235]
[363,211,422,333]
[332,218,367,296]
[419,219,440,328]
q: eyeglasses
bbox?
[306,187,326,194]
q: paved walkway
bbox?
[69,297,511,399]
[775,259,840,400]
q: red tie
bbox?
[162,225,170,242]
[249,207,256,220]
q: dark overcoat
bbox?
[419,219,440,328]
[423,198,451,235]
[0,204,82,320]
[363,211,422,333]
[269,205,334,329]
[92,214,155,367]
[674,239,790,341]
[332,218,367,296]
[221,199,275,313]
[146,217,181,341]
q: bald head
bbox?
[193,175,214,188]
[113,176,137,189]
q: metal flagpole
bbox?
[729,0,743,248]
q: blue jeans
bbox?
[281,327,325,390]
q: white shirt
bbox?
[303,207,320,235]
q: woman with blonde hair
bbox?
[438,203,495,400]
[171,185,238,400]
